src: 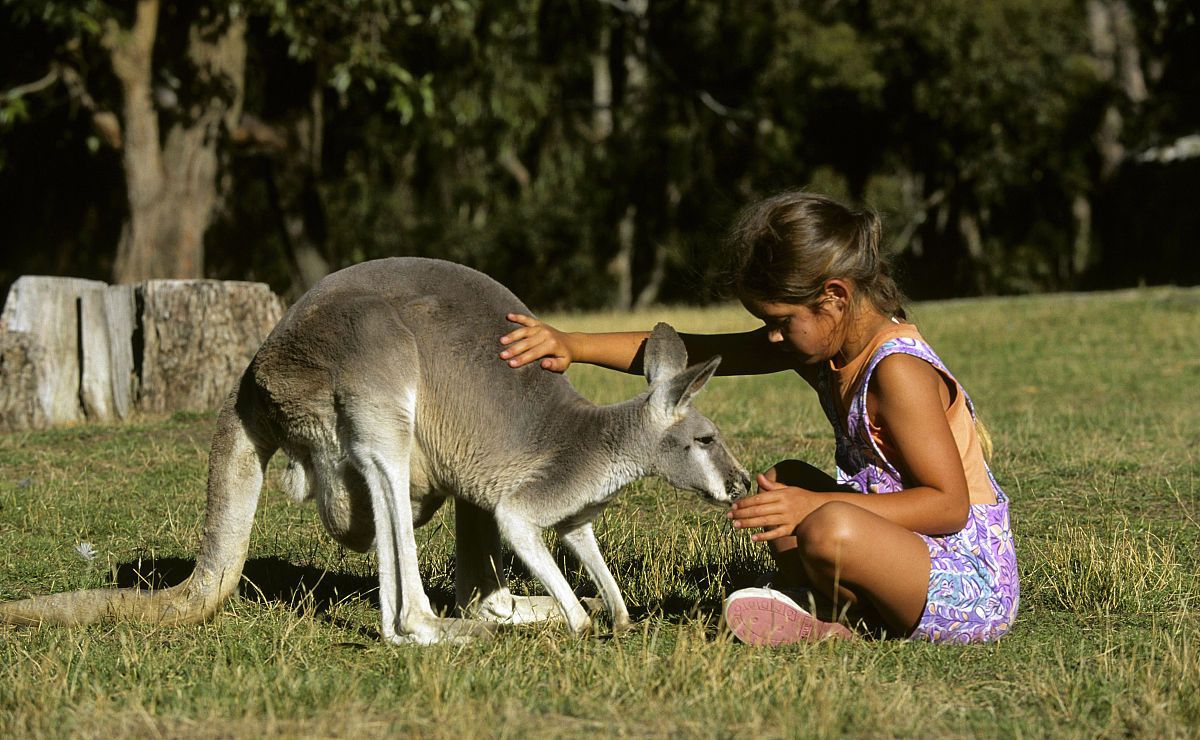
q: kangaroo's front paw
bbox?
[568,613,595,637]
[611,615,636,635]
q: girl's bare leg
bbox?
[760,461,928,633]
[793,501,931,635]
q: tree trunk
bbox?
[633,240,668,309]
[634,181,679,309]
[591,20,614,142]
[108,1,247,284]
[1071,194,1093,278]
[602,0,650,310]
[609,205,636,310]
[1078,0,1148,281]
[958,211,989,294]
[265,75,331,298]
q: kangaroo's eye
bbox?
[696,435,716,447]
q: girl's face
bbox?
[741,295,844,363]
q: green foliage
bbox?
[252,0,453,121]
[0,0,1197,302]
[2,0,115,36]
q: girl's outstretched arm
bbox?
[499,314,799,376]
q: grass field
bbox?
[1,287,1197,737]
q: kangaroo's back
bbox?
[249,258,589,496]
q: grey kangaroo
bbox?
[1,257,749,644]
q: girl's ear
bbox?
[822,279,852,311]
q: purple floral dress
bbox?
[816,336,1020,643]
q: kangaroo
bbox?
[0,257,750,644]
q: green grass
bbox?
[2,287,1198,737]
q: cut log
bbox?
[0,276,108,427]
[135,280,285,414]
[0,330,43,431]
[79,285,137,421]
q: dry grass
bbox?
[1,286,1198,737]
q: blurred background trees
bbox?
[2,0,1197,308]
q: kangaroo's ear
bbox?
[644,322,688,386]
[651,355,722,415]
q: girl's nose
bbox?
[767,329,782,343]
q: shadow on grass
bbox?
[114,555,456,640]
[625,559,767,630]
[112,552,768,640]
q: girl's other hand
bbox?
[727,474,822,542]
[499,313,575,372]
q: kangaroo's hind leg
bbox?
[340,388,496,645]
[455,499,563,625]
[493,508,592,635]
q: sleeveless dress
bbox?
[816,331,1020,643]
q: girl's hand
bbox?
[499,313,575,372]
[727,474,823,542]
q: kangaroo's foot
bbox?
[610,613,635,635]
[463,589,564,625]
[388,616,499,645]
[575,597,635,635]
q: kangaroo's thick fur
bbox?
[0,258,749,643]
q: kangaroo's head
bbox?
[641,323,751,504]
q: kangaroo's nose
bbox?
[727,471,752,500]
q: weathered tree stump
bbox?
[0,277,109,427]
[0,276,285,431]
[0,330,43,431]
[80,285,137,421]
[136,280,284,414]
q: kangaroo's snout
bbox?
[697,466,751,505]
[727,470,752,501]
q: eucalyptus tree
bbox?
[3,0,247,283]
[1,0,440,288]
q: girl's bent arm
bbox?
[865,353,973,533]
[730,353,971,537]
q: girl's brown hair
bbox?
[724,191,907,319]
[725,191,999,460]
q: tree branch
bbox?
[3,67,60,99]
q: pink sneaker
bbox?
[723,587,855,645]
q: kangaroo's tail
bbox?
[0,378,276,627]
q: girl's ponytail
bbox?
[856,208,907,321]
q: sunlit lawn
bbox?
[1,287,1197,737]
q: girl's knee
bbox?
[795,501,864,563]
[769,459,839,490]
[763,460,801,484]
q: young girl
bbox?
[497,191,1019,645]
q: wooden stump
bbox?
[0,276,285,431]
[136,280,285,414]
[80,285,137,422]
[0,330,43,431]
[0,276,109,427]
